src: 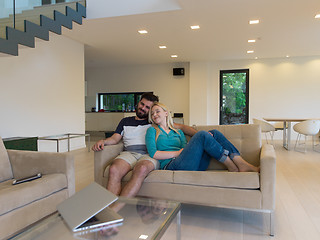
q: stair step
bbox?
[0,37,18,56]
[40,15,62,35]
[20,4,74,19]
[7,27,35,48]
[4,18,40,33]
[34,2,77,12]
[0,26,6,39]
[0,18,14,26]
[25,21,49,41]
[54,10,72,29]
[66,7,82,24]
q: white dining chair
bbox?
[293,119,320,152]
[253,118,276,145]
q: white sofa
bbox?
[94,124,276,235]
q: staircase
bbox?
[0,1,86,56]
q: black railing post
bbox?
[13,0,16,29]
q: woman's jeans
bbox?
[165,130,240,171]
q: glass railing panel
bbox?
[32,1,78,20]
[0,0,14,39]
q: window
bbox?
[219,69,249,125]
[98,92,151,112]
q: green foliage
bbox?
[222,73,246,114]
[102,94,135,111]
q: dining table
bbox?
[263,118,315,150]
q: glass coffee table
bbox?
[10,197,181,240]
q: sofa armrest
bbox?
[7,150,75,196]
[94,143,124,186]
[259,144,276,210]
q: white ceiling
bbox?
[62,0,320,67]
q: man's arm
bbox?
[92,133,122,152]
[174,123,197,136]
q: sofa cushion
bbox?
[0,173,67,216]
[173,170,260,189]
[0,137,13,182]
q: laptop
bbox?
[73,210,124,239]
[57,182,123,232]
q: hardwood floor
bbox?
[70,138,320,239]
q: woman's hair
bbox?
[148,102,179,141]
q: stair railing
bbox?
[0,0,86,40]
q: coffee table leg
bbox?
[176,210,181,240]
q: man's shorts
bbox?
[114,151,159,170]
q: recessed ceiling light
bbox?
[138,30,148,34]
[286,55,290,58]
[249,20,260,24]
[315,14,320,19]
[139,235,148,240]
[247,50,254,54]
[190,25,200,30]
[255,57,258,59]
[171,55,178,58]
[159,46,167,49]
[248,39,256,43]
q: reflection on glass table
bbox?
[10,197,181,240]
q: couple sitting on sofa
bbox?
[92,92,259,200]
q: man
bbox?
[92,92,197,199]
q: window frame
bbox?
[219,69,249,125]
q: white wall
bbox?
[189,55,320,139]
[0,33,85,152]
[85,55,320,140]
[85,62,190,126]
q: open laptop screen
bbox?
[57,182,120,232]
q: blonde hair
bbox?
[148,102,180,141]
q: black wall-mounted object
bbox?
[173,68,185,76]
[173,113,183,117]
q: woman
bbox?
[145,102,259,172]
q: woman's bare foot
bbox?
[224,157,239,172]
[232,156,260,172]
